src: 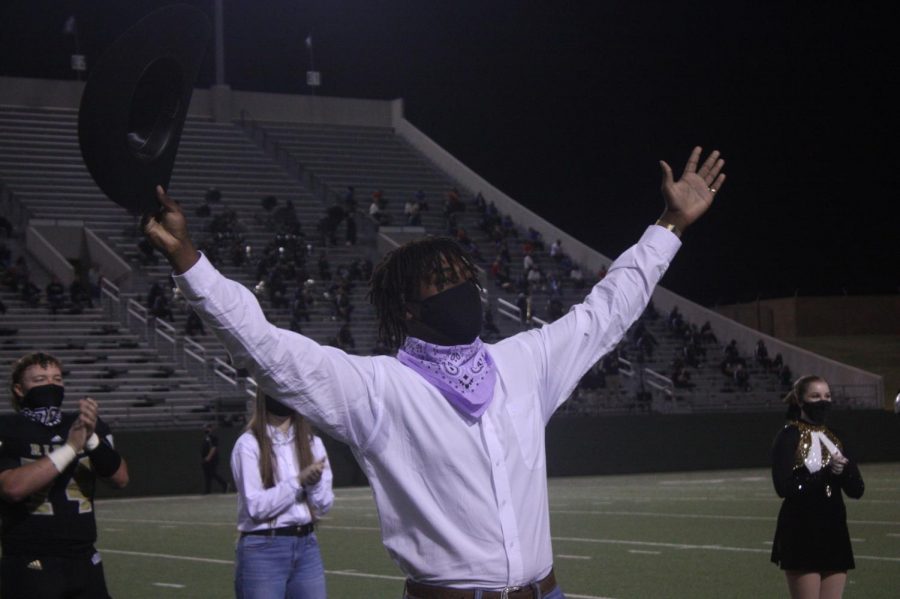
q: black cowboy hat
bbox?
[78,5,211,214]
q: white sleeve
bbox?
[174,255,381,449]
[520,225,681,422]
[230,435,299,522]
[304,435,334,516]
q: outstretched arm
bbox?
[522,147,726,419]
[141,187,379,447]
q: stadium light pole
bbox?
[214,0,226,85]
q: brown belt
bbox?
[405,570,556,599]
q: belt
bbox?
[240,523,315,538]
[405,569,556,599]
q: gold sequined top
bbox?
[790,420,843,471]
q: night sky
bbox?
[1,1,897,306]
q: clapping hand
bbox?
[658,147,726,234]
[829,452,849,476]
[300,458,327,487]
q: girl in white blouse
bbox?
[231,390,334,599]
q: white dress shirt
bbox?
[176,225,680,587]
[231,425,334,532]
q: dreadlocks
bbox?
[368,237,480,350]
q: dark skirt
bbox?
[771,491,855,571]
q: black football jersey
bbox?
[0,413,112,557]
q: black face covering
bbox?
[407,281,483,346]
[21,384,65,426]
[265,395,294,418]
[801,400,830,425]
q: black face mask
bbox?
[22,384,65,410]
[801,400,830,425]
[265,395,294,418]
[407,281,483,346]
[20,384,65,427]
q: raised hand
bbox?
[142,186,199,274]
[658,147,726,234]
[78,398,98,440]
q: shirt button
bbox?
[495,460,501,467]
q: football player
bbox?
[0,352,129,599]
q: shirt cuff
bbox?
[644,224,683,256]
[172,252,217,302]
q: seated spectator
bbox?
[415,189,428,211]
[0,215,13,238]
[515,291,530,325]
[444,188,464,215]
[404,198,421,226]
[337,323,356,350]
[526,266,543,290]
[0,241,11,267]
[526,228,545,252]
[546,296,564,321]
[185,307,206,337]
[205,187,222,203]
[369,198,390,227]
[261,195,278,212]
[46,277,66,314]
[700,320,718,344]
[569,266,585,290]
[672,363,695,389]
[333,288,353,322]
[137,238,159,266]
[523,253,535,272]
[373,189,387,209]
[69,279,91,311]
[754,339,772,369]
[344,186,357,214]
[549,239,563,261]
[346,214,357,246]
[772,352,784,370]
[473,192,486,213]
[733,363,750,391]
[482,304,500,340]
[318,253,332,281]
[150,291,174,322]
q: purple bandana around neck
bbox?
[396,336,497,419]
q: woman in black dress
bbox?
[771,375,865,599]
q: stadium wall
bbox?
[98,411,900,498]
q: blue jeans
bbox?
[235,533,327,599]
[404,583,566,598]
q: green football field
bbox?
[95,464,900,598]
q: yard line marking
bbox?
[628,550,661,555]
[152,583,186,589]
[102,548,232,565]
[888,533,900,538]
[326,570,405,581]
[659,479,726,485]
[556,554,592,560]
[552,509,900,526]
[567,593,616,598]
[102,518,233,527]
[551,537,900,562]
